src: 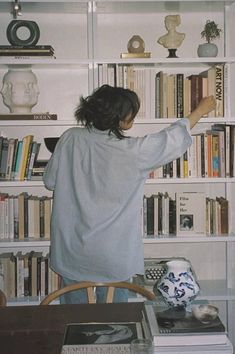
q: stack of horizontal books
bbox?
[0,45,55,57]
[143,303,233,354]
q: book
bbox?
[0,113,57,120]
[230,125,235,177]
[214,64,224,117]
[155,71,161,118]
[176,192,206,236]
[160,72,168,118]
[26,142,41,180]
[188,74,203,112]
[200,64,225,118]
[215,129,225,177]
[216,196,229,235]
[0,45,54,56]
[0,137,9,179]
[176,73,184,118]
[61,321,143,353]
[17,192,29,240]
[199,66,216,117]
[13,140,23,180]
[167,74,176,118]
[146,195,154,236]
[183,77,191,117]
[144,303,227,346]
[212,132,219,177]
[5,138,16,180]
[0,45,54,51]
[17,135,34,181]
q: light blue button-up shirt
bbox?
[43,118,192,282]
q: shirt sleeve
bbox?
[136,118,192,175]
[43,132,66,191]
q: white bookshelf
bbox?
[0,0,235,346]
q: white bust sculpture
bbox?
[157,15,185,49]
[0,67,39,113]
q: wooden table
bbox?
[0,302,143,354]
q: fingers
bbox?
[207,95,216,108]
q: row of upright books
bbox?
[142,192,229,238]
[97,63,225,119]
[149,124,235,179]
[154,64,224,119]
[0,190,228,240]
[0,252,59,299]
[0,192,52,240]
[0,134,41,181]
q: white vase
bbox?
[197,43,218,57]
[156,259,200,308]
[0,67,39,113]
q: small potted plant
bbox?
[197,20,222,57]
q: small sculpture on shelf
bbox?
[157,15,185,58]
[121,35,151,58]
[0,67,40,113]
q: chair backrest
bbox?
[0,289,7,306]
[40,281,155,305]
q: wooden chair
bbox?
[40,281,155,305]
[0,289,7,306]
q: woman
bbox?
[43,84,215,304]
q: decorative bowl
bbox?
[44,137,59,153]
[192,304,219,324]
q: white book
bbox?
[188,137,197,178]
[153,339,233,354]
[28,196,35,238]
[153,194,159,236]
[16,257,24,297]
[176,192,206,236]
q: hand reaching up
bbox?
[188,95,216,129]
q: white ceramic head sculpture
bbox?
[1,67,40,113]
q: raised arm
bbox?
[187,95,216,129]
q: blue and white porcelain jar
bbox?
[156,259,200,309]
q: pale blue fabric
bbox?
[43,118,192,282]
[59,276,129,304]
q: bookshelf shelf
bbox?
[95,57,235,65]
[143,235,235,243]
[134,117,231,124]
[0,180,44,187]
[0,239,50,255]
[0,120,77,127]
[0,58,92,68]
[146,178,235,184]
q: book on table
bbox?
[143,303,227,346]
[153,339,233,354]
[61,321,143,353]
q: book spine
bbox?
[212,134,219,177]
[176,73,184,118]
[215,64,224,117]
[0,113,57,120]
